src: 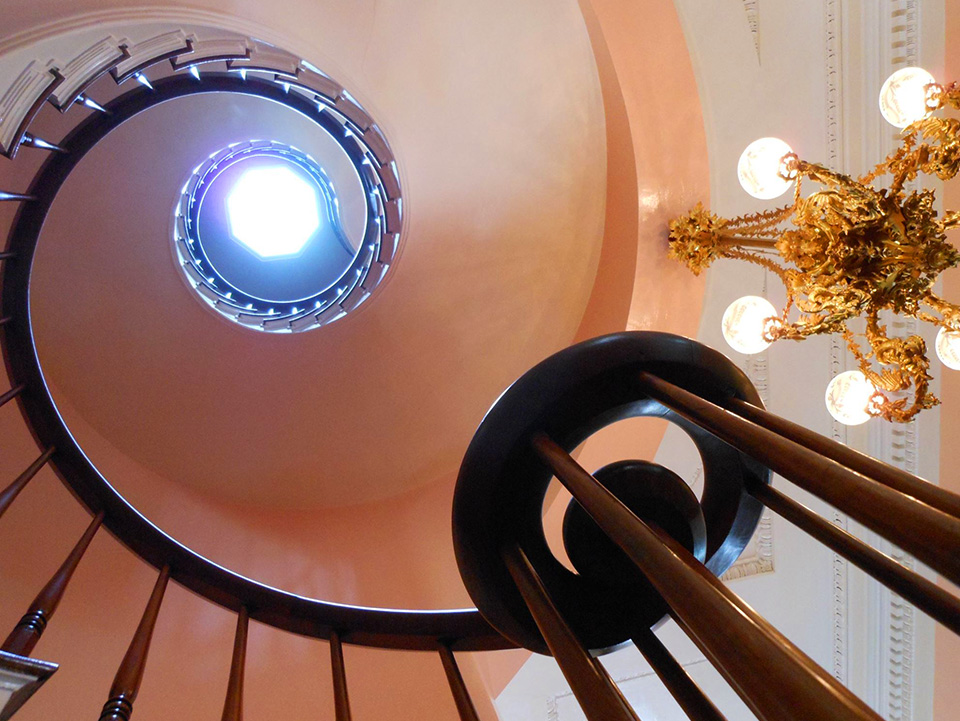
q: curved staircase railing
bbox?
[0,27,957,721]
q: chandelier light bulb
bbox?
[721,296,778,354]
[878,67,936,128]
[737,137,796,200]
[825,371,877,426]
[936,327,960,370]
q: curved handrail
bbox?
[0,73,509,652]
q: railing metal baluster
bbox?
[439,644,481,721]
[2,512,104,656]
[329,630,352,721]
[532,433,883,721]
[220,607,248,721]
[502,544,642,721]
[99,566,170,721]
[631,629,728,721]
[0,447,55,520]
[637,371,960,586]
[751,482,960,634]
[723,395,960,519]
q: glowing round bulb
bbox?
[936,327,960,370]
[825,371,877,426]
[737,138,796,200]
[878,67,936,128]
[721,296,778,354]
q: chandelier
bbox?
[668,67,960,425]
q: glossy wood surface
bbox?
[638,371,960,586]
[503,544,641,721]
[439,645,482,721]
[329,630,352,721]
[98,566,169,721]
[751,482,960,634]
[0,447,53,520]
[2,512,103,656]
[220,608,248,721]
[725,396,960,519]
[532,433,883,721]
[632,629,727,721]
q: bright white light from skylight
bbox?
[226,165,321,258]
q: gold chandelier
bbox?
[668,67,960,425]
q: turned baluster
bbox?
[439,644,481,721]
[220,608,248,721]
[99,566,170,721]
[329,630,352,721]
[2,512,104,656]
[0,447,56,520]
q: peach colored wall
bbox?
[937,6,960,719]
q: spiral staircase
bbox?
[0,3,957,721]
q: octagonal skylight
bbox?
[227,165,321,259]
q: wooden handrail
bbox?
[439,644,482,721]
[503,544,641,721]
[2,512,104,656]
[99,566,169,721]
[220,607,248,721]
[637,371,960,586]
[532,433,883,721]
[0,447,55,520]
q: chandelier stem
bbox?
[718,235,779,249]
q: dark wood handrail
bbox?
[2,511,104,656]
[637,371,960,587]
[532,433,883,721]
[502,543,641,721]
[99,566,169,721]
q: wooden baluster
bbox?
[99,566,170,721]
[502,544,641,721]
[2,512,104,656]
[0,447,55,520]
[636,371,960,587]
[532,433,882,721]
[438,644,481,721]
[0,384,25,409]
[631,630,727,721]
[723,395,960,519]
[220,608,249,721]
[750,482,960,634]
[329,630,352,721]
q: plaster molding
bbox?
[742,1,760,61]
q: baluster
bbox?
[438,644,481,721]
[0,447,55,520]
[0,384,25,409]
[220,608,248,721]
[531,433,882,721]
[723,395,960,519]
[636,371,960,587]
[99,566,170,721]
[502,544,641,721]
[631,629,727,721]
[329,630,352,721]
[2,512,104,656]
[750,482,960,634]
